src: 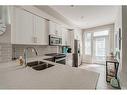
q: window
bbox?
[95,37,106,57]
[83,27,112,64]
[93,30,109,62]
[85,32,91,55]
[93,30,109,37]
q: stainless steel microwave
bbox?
[49,35,62,46]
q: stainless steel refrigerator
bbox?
[73,40,81,67]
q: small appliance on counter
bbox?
[67,48,72,53]
[62,47,68,54]
[62,46,72,54]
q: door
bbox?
[83,30,110,64]
[92,36,109,64]
[92,30,109,64]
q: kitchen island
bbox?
[0,56,99,89]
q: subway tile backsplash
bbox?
[0,43,59,63]
[12,45,59,59]
[0,43,12,63]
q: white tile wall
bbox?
[0,43,59,63]
[0,43,12,63]
[12,45,59,59]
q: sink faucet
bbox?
[23,47,38,67]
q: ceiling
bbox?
[50,6,119,29]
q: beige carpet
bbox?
[79,63,115,89]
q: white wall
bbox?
[82,24,114,63]
[114,6,122,87]
[12,45,59,59]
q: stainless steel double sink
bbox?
[27,61,54,71]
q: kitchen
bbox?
[0,5,124,89]
[0,6,99,89]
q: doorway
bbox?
[92,37,109,64]
[83,30,110,65]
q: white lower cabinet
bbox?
[12,7,48,45]
[66,53,73,66]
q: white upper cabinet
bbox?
[74,29,82,40]
[74,29,78,40]
[61,27,72,46]
[12,7,48,45]
[34,16,48,45]
[12,7,34,44]
[49,21,66,46]
[48,21,62,37]
[61,27,67,45]
[56,24,62,37]
[48,21,56,36]
[66,30,72,46]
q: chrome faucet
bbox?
[23,47,38,67]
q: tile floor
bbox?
[79,63,116,89]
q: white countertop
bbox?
[0,56,99,89]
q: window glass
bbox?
[93,30,109,37]
[85,32,91,55]
[95,37,106,57]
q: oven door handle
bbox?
[55,58,66,62]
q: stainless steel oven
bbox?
[45,53,66,65]
[49,35,62,46]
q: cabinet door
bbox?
[66,30,71,46]
[66,54,73,66]
[13,7,34,44]
[49,21,56,35]
[62,27,67,45]
[56,24,62,37]
[35,16,48,45]
[62,29,71,46]
[74,29,78,40]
